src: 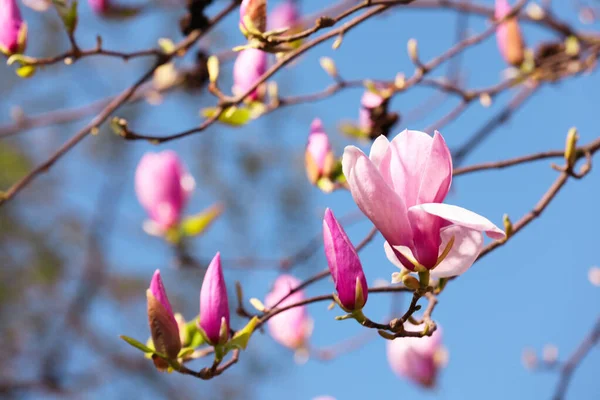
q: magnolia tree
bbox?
[1,0,599,399]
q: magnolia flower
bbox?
[232,48,268,102]
[495,0,525,66]
[0,0,27,56]
[135,151,195,233]
[269,0,299,31]
[305,119,334,185]
[323,208,368,311]
[342,130,505,279]
[240,0,266,34]
[147,270,181,369]
[264,274,313,349]
[89,0,109,14]
[387,323,445,388]
[199,253,230,345]
[359,90,384,132]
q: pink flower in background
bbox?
[387,323,445,388]
[232,48,268,101]
[135,151,195,231]
[495,0,525,66]
[240,0,267,33]
[305,118,334,184]
[0,0,27,56]
[147,270,181,369]
[358,90,384,131]
[264,274,313,349]
[269,0,299,31]
[199,253,230,345]
[323,208,368,311]
[342,130,505,278]
[88,0,109,14]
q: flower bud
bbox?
[88,0,109,14]
[269,0,299,31]
[264,275,313,350]
[147,270,181,370]
[135,151,195,232]
[386,323,444,388]
[0,0,27,57]
[232,48,268,102]
[358,90,384,132]
[240,0,267,35]
[199,252,230,345]
[323,208,368,312]
[495,0,525,66]
[305,118,334,185]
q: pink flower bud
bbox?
[495,0,525,66]
[232,48,268,101]
[240,0,266,34]
[264,274,313,349]
[269,0,299,31]
[0,0,27,56]
[305,118,334,184]
[323,208,368,311]
[135,151,195,232]
[358,90,384,131]
[199,252,230,345]
[147,270,181,369]
[88,0,109,14]
[386,324,444,388]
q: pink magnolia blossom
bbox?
[269,0,299,31]
[0,0,27,56]
[89,0,109,14]
[232,48,268,101]
[147,270,181,368]
[323,208,368,311]
[199,253,230,345]
[305,118,334,184]
[387,323,444,388]
[135,151,195,232]
[342,130,505,278]
[264,274,312,349]
[240,0,266,33]
[359,90,384,131]
[495,0,525,66]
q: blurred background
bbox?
[1,0,599,399]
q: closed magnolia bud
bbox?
[358,90,384,132]
[269,0,299,31]
[387,323,444,388]
[88,0,109,14]
[0,0,27,56]
[264,275,313,349]
[240,0,267,34]
[305,118,334,185]
[135,151,195,232]
[232,48,268,102]
[495,0,525,66]
[199,253,230,345]
[147,270,182,370]
[323,208,368,312]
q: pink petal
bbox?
[416,131,452,204]
[412,203,506,240]
[342,146,412,248]
[407,206,446,268]
[199,253,230,344]
[430,225,483,278]
[369,135,390,168]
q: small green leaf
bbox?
[225,317,259,352]
[52,0,78,35]
[16,65,36,78]
[201,107,252,127]
[158,38,175,54]
[329,159,345,184]
[339,123,368,140]
[207,55,219,83]
[177,347,196,359]
[6,54,36,66]
[181,204,223,238]
[120,335,155,354]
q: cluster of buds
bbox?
[0,0,27,57]
[357,87,399,140]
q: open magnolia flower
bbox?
[342,130,505,279]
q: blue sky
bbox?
[1,0,599,399]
